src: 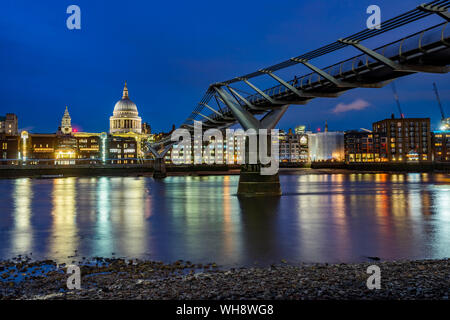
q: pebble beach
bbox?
[1,257,449,300]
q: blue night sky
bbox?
[1,0,449,134]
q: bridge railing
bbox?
[176,0,450,140]
[242,22,449,105]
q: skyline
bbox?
[2,0,450,134]
[1,0,450,305]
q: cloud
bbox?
[332,99,370,114]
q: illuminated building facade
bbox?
[432,130,450,162]
[0,134,19,165]
[55,135,77,165]
[75,135,101,162]
[17,132,139,165]
[107,136,138,164]
[279,129,309,163]
[0,114,18,136]
[372,116,431,162]
[26,134,57,165]
[294,125,306,135]
[169,134,245,165]
[344,131,388,163]
[18,133,78,165]
[308,131,345,162]
[2,81,156,165]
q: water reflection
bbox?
[222,176,238,262]
[158,176,244,264]
[238,196,280,263]
[95,177,113,256]
[12,178,33,254]
[0,172,449,265]
[115,178,148,257]
[431,183,450,257]
[50,178,78,257]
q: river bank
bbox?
[1,257,449,300]
[310,161,450,172]
[0,164,449,179]
[0,164,239,178]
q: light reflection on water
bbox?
[0,173,449,266]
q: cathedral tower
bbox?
[61,106,72,135]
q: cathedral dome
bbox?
[113,82,138,116]
[109,82,142,134]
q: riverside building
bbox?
[169,134,245,165]
[4,82,153,165]
[307,123,345,162]
[344,115,433,163]
[372,115,431,163]
[279,128,309,163]
[0,134,19,165]
[432,130,450,162]
[344,131,388,163]
[0,114,18,136]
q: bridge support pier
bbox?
[153,158,167,179]
[214,85,288,197]
[238,164,281,197]
[148,145,172,179]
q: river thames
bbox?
[0,172,449,266]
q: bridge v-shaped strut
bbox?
[213,86,288,131]
[148,144,173,159]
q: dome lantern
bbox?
[122,81,129,99]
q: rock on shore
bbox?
[1,257,449,300]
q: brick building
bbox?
[0,134,19,165]
[372,116,431,162]
[344,131,388,163]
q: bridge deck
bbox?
[208,23,450,127]
[150,1,450,148]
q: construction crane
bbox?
[433,82,450,131]
[391,82,404,119]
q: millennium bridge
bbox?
[147,0,450,196]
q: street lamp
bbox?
[21,131,29,165]
[100,132,107,164]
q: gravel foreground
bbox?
[1,257,449,300]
